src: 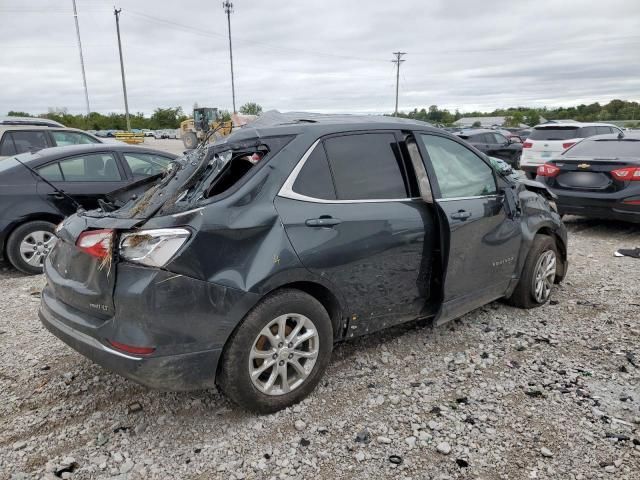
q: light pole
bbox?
[71,0,90,117]
[223,1,237,114]
[114,8,131,131]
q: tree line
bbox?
[5,102,264,131]
[397,99,640,128]
[6,99,638,130]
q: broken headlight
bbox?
[119,228,190,267]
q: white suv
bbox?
[520,121,623,178]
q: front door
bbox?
[415,133,523,324]
[275,132,437,336]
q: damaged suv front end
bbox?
[39,133,295,390]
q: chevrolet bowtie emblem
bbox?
[577,163,591,169]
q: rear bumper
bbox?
[39,260,261,390]
[543,186,640,223]
[39,299,222,390]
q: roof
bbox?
[226,110,436,141]
[0,116,64,127]
[533,121,621,128]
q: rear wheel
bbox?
[506,235,558,309]
[218,289,333,413]
[6,220,57,275]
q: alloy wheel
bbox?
[248,313,319,396]
[532,250,556,303]
[19,230,56,268]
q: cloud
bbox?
[0,0,638,115]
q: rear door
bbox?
[275,131,437,333]
[415,133,522,323]
[36,152,129,211]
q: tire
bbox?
[182,132,198,149]
[506,235,558,309]
[513,151,522,170]
[218,289,333,414]
[6,220,57,275]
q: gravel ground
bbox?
[1,216,639,480]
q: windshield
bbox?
[564,139,640,158]
[529,127,579,141]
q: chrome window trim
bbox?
[278,138,415,204]
[437,194,501,202]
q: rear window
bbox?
[529,127,579,141]
[564,139,640,158]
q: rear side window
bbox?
[420,134,496,199]
[58,153,122,181]
[578,126,598,138]
[38,163,63,181]
[0,130,49,155]
[596,126,613,135]
[529,127,579,141]
[323,133,408,200]
[292,143,336,200]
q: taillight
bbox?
[108,340,155,356]
[537,163,560,177]
[611,167,640,181]
[562,142,575,150]
[76,229,114,259]
[523,142,532,148]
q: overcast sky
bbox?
[1,0,639,116]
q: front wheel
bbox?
[506,235,558,309]
[513,151,522,170]
[182,132,198,149]
[218,289,333,413]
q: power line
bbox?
[71,0,90,117]
[392,52,406,116]
[114,8,130,131]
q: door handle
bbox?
[305,216,342,227]
[47,193,65,200]
[450,210,471,220]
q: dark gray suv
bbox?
[39,113,568,413]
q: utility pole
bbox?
[392,52,406,116]
[72,0,91,117]
[223,1,237,114]
[114,8,131,131]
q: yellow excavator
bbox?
[179,107,233,149]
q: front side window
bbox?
[420,134,497,199]
[123,152,172,177]
[596,126,613,135]
[51,130,100,146]
[323,133,408,200]
[292,143,336,200]
[58,153,121,181]
[579,126,598,138]
[493,133,508,144]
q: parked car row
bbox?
[88,129,180,139]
